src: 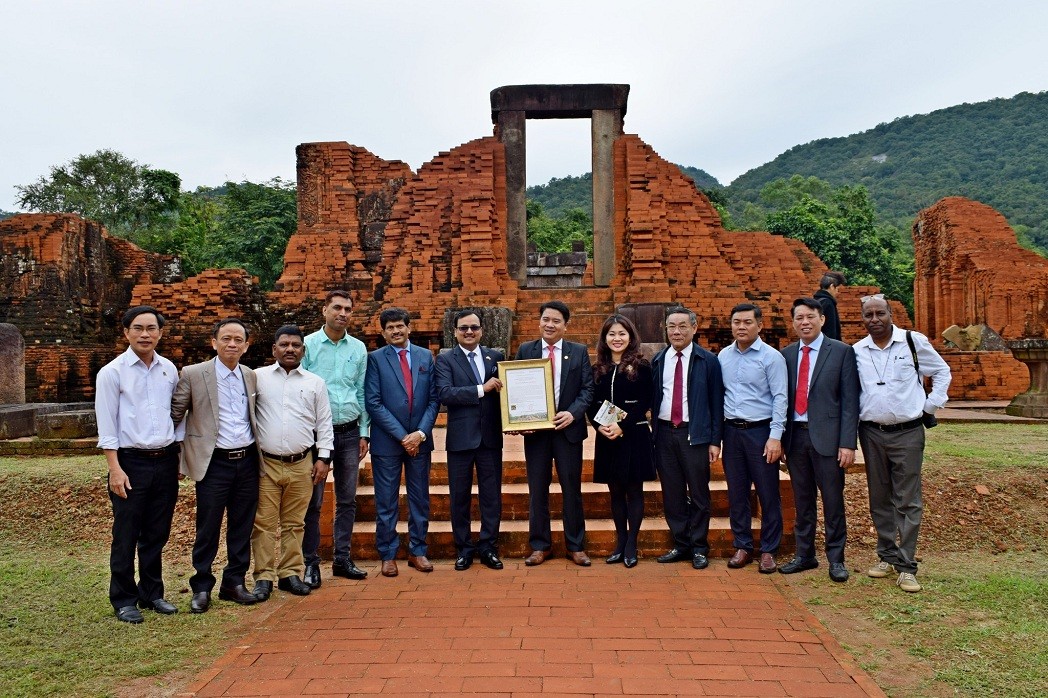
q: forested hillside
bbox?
[725,91,1048,250]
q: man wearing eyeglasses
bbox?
[172,318,263,612]
[434,310,505,571]
[854,295,951,593]
[96,306,183,624]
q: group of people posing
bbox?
[97,274,950,625]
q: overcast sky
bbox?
[2,1,1046,212]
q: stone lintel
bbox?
[490,84,630,121]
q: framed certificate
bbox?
[498,358,556,432]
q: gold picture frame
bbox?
[498,358,556,432]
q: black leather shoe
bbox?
[480,551,504,570]
[303,562,322,588]
[829,562,850,583]
[190,591,211,614]
[252,580,273,602]
[657,548,691,563]
[332,558,367,580]
[692,553,709,570]
[606,552,624,565]
[139,598,177,615]
[455,555,473,571]
[779,557,820,575]
[624,556,638,568]
[278,575,312,596]
[115,605,144,624]
[218,584,258,605]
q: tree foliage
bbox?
[725,90,1048,254]
[526,200,592,254]
[761,178,914,309]
[15,149,181,242]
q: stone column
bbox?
[1006,338,1048,418]
[0,323,26,404]
[498,110,528,286]
[591,109,621,287]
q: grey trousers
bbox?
[858,423,925,574]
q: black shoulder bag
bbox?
[905,330,938,429]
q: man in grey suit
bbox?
[171,318,262,611]
[779,298,860,582]
[365,308,440,578]
[514,300,595,567]
[434,309,505,571]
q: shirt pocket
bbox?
[890,355,918,384]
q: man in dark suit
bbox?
[365,308,440,577]
[434,310,505,571]
[514,300,595,567]
[171,318,262,612]
[814,271,846,341]
[650,306,724,571]
[779,298,860,582]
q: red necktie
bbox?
[796,345,811,415]
[547,344,556,387]
[671,351,684,426]
[399,348,413,407]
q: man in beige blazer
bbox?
[171,318,262,613]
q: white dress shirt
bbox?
[255,363,334,458]
[792,332,825,423]
[658,343,693,423]
[460,345,486,398]
[544,340,563,405]
[214,359,254,449]
[854,326,952,424]
[95,347,183,450]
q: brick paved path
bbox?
[183,559,883,697]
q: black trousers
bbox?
[447,446,503,558]
[523,431,585,552]
[190,450,259,592]
[608,480,644,558]
[785,429,847,563]
[654,428,712,556]
[108,448,179,610]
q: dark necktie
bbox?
[399,348,413,407]
[468,351,483,385]
[796,345,811,415]
[671,351,684,426]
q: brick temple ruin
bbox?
[0,85,1044,405]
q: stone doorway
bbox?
[491,84,629,288]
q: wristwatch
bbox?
[418,431,427,442]
[316,456,331,465]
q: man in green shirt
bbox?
[301,290,371,584]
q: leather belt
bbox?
[795,422,810,430]
[119,444,178,458]
[658,419,689,430]
[213,446,254,460]
[860,418,923,433]
[724,418,772,429]
[332,419,358,434]
[262,448,312,463]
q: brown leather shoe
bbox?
[381,559,398,577]
[727,549,753,568]
[524,549,548,566]
[407,555,434,572]
[759,552,777,574]
[569,551,592,567]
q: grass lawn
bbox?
[0,455,254,697]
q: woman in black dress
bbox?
[587,315,656,567]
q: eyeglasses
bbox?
[456,325,481,332]
[129,325,161,334]
[860,293,885,305]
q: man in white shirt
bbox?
[251,325,334,600]
[854,295,951,593]
[95,306,182,624]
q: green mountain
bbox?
[526,165,721,218]
[724,90,1048,250]
[0,210,16,221]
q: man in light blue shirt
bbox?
[301,290,371,585]
[718,303,788,574]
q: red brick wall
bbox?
[941,350,1029,401]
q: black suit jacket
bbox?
[434,346,504,452]
[650,342,724,446]
[781,336,860,457]
[515,339,594,444]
